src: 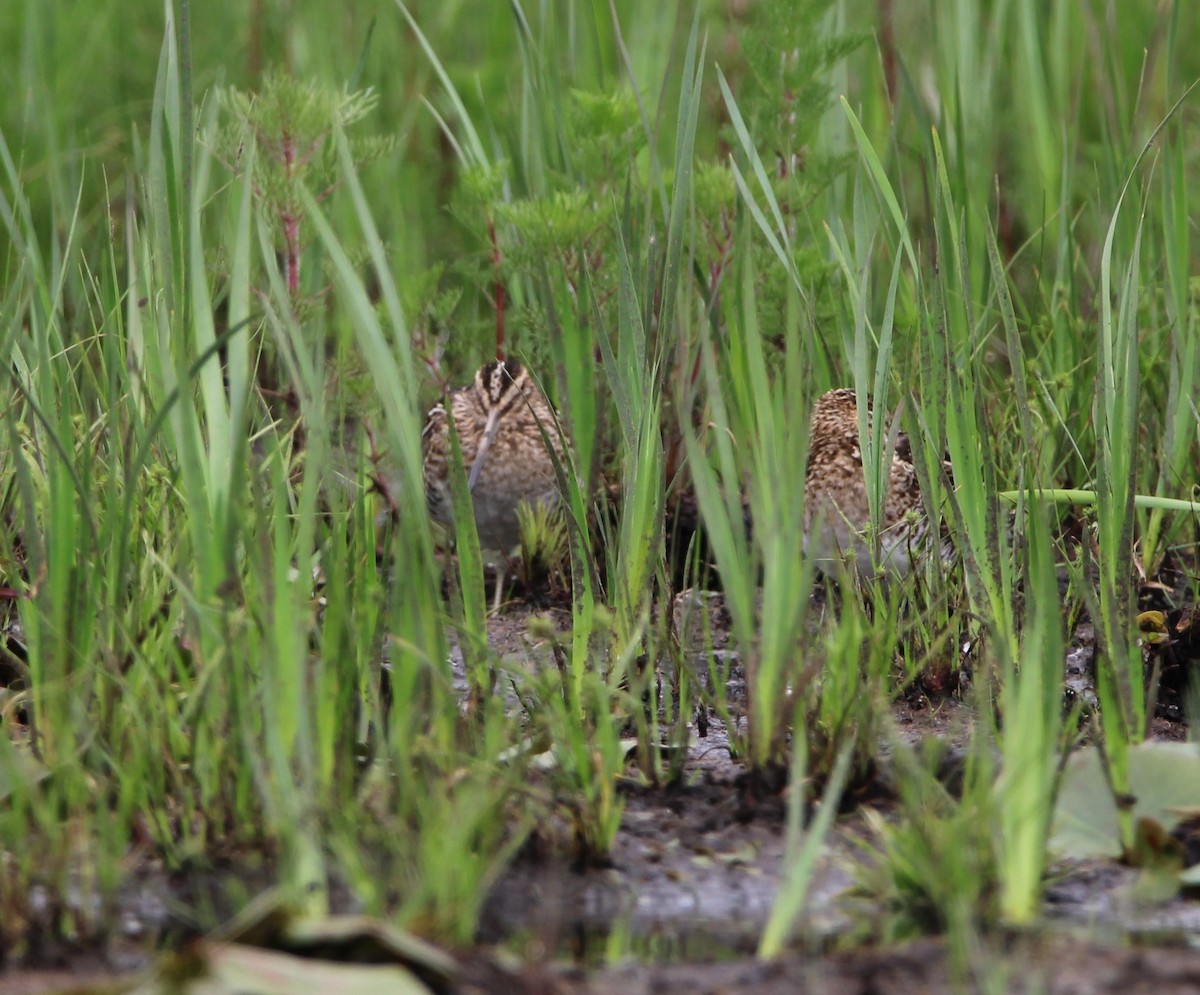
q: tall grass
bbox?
[0,1,533,947]
[826,0,1200,944]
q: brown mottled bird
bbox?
[421,360,566,554]
[803,388,940,577]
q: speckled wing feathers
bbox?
[802,388,933,576]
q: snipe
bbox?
[421,359,566,555]
[803,388,940,577]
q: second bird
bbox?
[803,387,937,577]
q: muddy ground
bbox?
[478,596,1200,993]
[6,596,1200,993]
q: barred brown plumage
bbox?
[421,360,566,554]
[803,388,950,577]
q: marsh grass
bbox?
[2,0,1200,971]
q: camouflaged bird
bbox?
[803,388,943,577]
[421,360,566,554]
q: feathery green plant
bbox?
[218,70,396,299]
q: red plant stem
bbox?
[284,213,301,297]
[247,0,263,79]
[879,0,898,107]
[281,132,300,297]
[488,215,505,360]
[688,344,703,388]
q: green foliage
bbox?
[850,745,1001,947]
[516,498,569,591]
[495,190,607,274]
[732,0,864,179]
[5,0,1200,971]
[565,88,645,179]
[218,69,391,206]
[217,69,396,297]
